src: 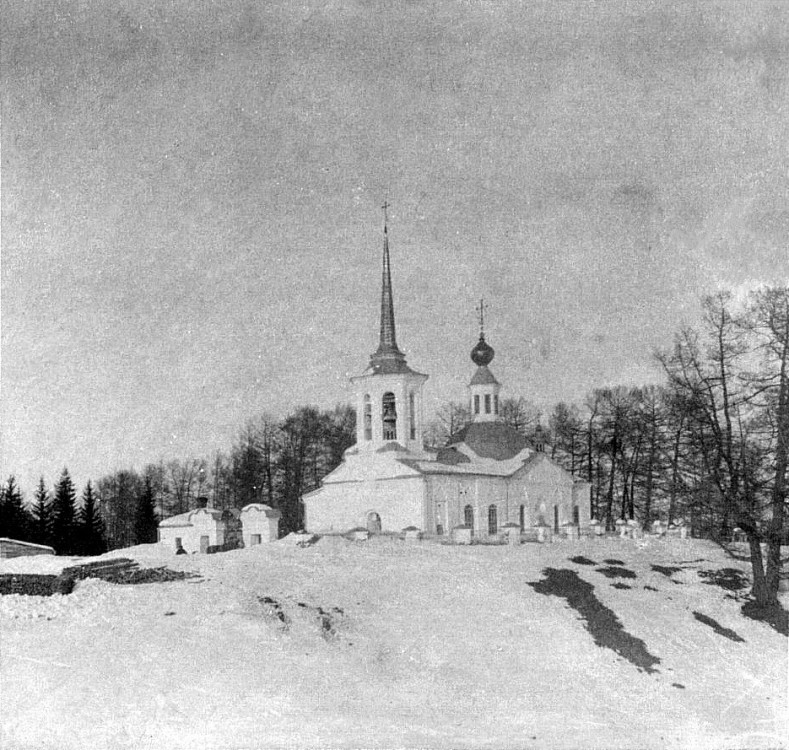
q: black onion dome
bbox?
[470,334,495,367]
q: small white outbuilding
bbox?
[158,506,226,554]
[240,503,281,546]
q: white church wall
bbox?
[426,475,509,538]
[511,458,580,530]
[305,476,426,533]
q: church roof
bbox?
[435,447,472,465]
[448,421,528,461]
[159,507,223,527]
[469,365,499,386]
[398,450,539,477]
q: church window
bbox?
[363,395,372,441]
[519,505,525,531]
[474,395,480,414]
[553,505,560,533]
[485,394,491,414]
[494,394,499,415]
[409,392,416,440]
[488,505,498,535]
[464,504,474,532]
[382,392,397,440]
[573,505,580,525]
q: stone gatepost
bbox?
[503,522,521,546]
[536,524,552,543]
[452,525,472,545]
[403,526,422,543]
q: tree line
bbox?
[1,288,785,605]
[0,471,107,556]
[428,288,787,606]
[0,405,356,554]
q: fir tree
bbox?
[31,477,53,546]
[78,481,106,556]
[134,476,158,545]
[0,475,31,540]
[51,468,78,555]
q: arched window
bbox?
[464,504,474,532]
[553,505,560,533]
[519,504,525,531]
[484,394,491,414]
[488,504,498,535]
[409,392,416,440]
[474,395,480,414]
[382,392,397,440]
[363,394,372,441]
[494,394,499,415]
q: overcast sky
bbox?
[2,1,788,495]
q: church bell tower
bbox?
[350,205,428,453]
[469,299,501,422]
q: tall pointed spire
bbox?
[378,203,400,354]
[369,202,411,374]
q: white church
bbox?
[303,217,591,539]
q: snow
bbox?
[1,537,787,749]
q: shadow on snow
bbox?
[528,567,661,675]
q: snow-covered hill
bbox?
[1,536,786,749]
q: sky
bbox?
[2,1,788,496]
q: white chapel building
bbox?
[303,219,590,539]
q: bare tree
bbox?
[658,291,784,606]
[424,401,472,447]
[499,397,540,436]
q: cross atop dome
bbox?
[471,298,495,367]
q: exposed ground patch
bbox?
[259,596,289,627]
[0,559,198,596]
[651,565,682,578]
[692,612,745,643]
[297,601,345,639]
[698,568,749,592]
[569,556,596,566]
[528,568,660,674]
[595,566,637,580]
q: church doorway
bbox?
[435,503,445,535]
[366,511,382,533]
[463,504,474,534]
